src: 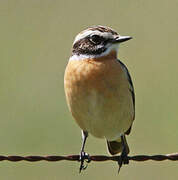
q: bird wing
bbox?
[117,59,135,134]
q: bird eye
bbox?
[89,35,103,44]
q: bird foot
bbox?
[117,152,129,173]
[79,152,91,173]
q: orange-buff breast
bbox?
[64,53,134,141]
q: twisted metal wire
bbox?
[0,153,178,162]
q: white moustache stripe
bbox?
[69,44,119,61]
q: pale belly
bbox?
[69,88,133,141]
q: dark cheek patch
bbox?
[72,39,107,55]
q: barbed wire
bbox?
[0,153,177,162]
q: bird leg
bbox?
[79,131,91,173]
[118,135,129,173]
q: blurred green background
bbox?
[0,0,178,179]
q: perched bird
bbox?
[64,25,135,172]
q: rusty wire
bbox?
[0,153,178,162]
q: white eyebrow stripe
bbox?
[73,30,114,45]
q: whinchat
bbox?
[64,25,135,172]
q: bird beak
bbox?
[113,36,132,43]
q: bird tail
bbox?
[107,135,130,155]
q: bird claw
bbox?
[117,153,129,173]
[79,152,91,173]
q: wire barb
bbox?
[0,153,177,162]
